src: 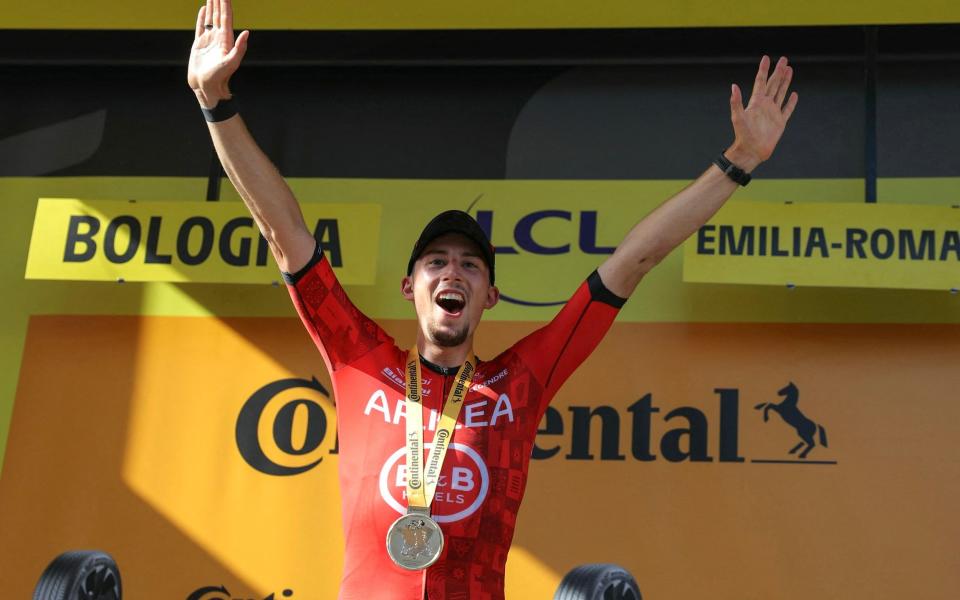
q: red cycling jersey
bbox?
[284,245,625,600]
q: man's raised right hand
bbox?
[188,0,249,108]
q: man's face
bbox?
[401,233,499,348]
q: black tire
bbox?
[557,564,604,600]
[553,563,641,600]
[33,550,122,600]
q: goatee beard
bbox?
[428,323,469,347]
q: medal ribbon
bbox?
[404,345,476,511]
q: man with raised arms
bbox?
[187,1,798,598]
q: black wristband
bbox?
[201,97,239,123]
[714,152,752,186]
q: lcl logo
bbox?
[235,377,338,476]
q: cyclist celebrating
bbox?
[188,1,797,598]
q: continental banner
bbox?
[1,315,957,598]
[24,198,381,285]
[683,201,960,291]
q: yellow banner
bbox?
[24,198,381,285]
[683,202,960,291]
[1,0,958,29]
[6,177,960,480]
[3,314,958,598]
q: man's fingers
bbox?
[765,57,788,98]
[222,26,235,51]
[774,66,793,107]
[211,0,221,30]
[226,30,250,66]
[751,55,770,99]
[205,0,213,25]
[782,92,799,122]
[195,5,206,38]
[730,83,745,123]
[221,0,233,30]
[238,30,250,56]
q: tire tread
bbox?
[33,550,121,600]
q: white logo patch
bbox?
[378,443,490,523]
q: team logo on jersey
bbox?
[378,443,490,523]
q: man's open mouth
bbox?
[435,290,466,315]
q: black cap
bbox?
[407,210,496,284]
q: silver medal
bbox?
[386,509,444,570]
[388,349,473,570]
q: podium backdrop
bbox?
[1,177,958,598]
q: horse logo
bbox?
[754,382,828,459]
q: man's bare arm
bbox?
[597,56,799,298]
[187,0,315,273]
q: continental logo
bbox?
[237,378,835,476]
[25,198,381,285]
[187,585,293,600]
[684,201,960,291]
[534,383,836,465]
[236,377,339,476]
[754,382,828,460]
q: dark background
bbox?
[1,26,958,188]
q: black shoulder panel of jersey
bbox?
[281,241,323,285]
[587,270,628,309]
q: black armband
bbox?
[714,152,752,186]
[281,242,324,285]
[201,97,239,123]
[587,270,627,308]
